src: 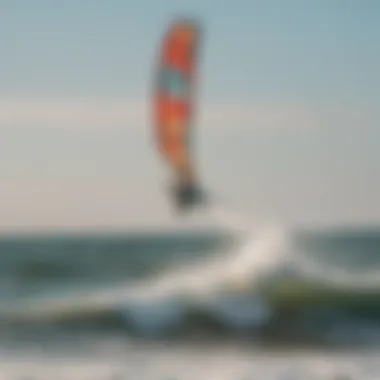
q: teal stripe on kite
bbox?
[159,68,190,98]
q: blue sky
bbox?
[0,0,379,230]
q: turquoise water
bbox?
[0,224,380,342]
[1,222,380,379]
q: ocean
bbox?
[1,207,380,379]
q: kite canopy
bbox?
[152,18,206,211]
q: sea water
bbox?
[0,209,380,379]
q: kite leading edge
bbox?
[152,18,207,212]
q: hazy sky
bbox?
[0,0,379,231]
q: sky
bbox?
[0,0,379,231]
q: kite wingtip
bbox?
[169,15,202,31]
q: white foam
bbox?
[292,252,380,290]
[0,205,288,331]
[0,341,379,380]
